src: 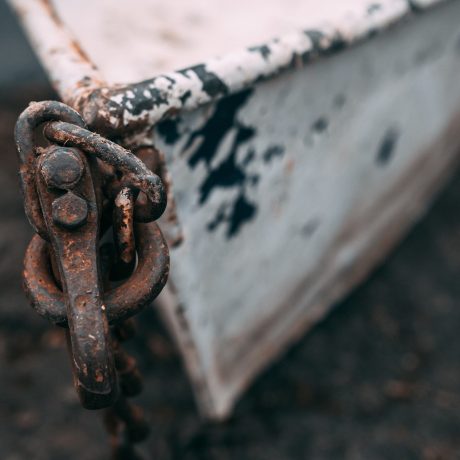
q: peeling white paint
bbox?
[9,0,450,134]
[151,1,460,418]
[49,0,413,83]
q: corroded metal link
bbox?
[14,101,86,240]
[44,121,167,222]
[14,101,85,164]
[35,146,117,409]
[113,396,150,443]
[105,321,149,459]
[23,222,169,326]
[114,340,143,397]
[113,322,143,398]
[114,187,136,266]
[133,146,164,224]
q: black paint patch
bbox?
[207,204,227,232]
[163,75,176,88]
[367,3,382,15]
[118,85,169,117]
[333,94,346,109]
[327,35,347,54]
[180,90,192,105]
[250,31,347,87]
[304,30,325,52]
[301,219,320,238]
[304,30,346,57]
[242,148,256,166]
[207,194,257,238]
[226,194,257,238]
[299,49,313,65]
[407,0,423,13]
[312,117,328,133]
[186,90,254,168]
[185,89,259,237]
[198,131,255,205]
[366,28,379,39]
[179,64,229,98]
[263,145,285,163]
[376,127,400,166]
[248,45,272,60]
[156,118,181,145]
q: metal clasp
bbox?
[36,144,117,408]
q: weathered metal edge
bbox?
[8,0,448,138]
[7,0,105,103]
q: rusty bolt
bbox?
[52,192,88,229]
[40,146,84,190]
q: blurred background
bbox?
[1,1,460,459]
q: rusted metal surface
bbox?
[114,187,136,266]
[14,100,170,456]
[104,322,151,457]
[14,100,87,239]
[36,143,117,409]
[43,121,167,221]
[24,222,169,326]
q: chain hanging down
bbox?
[14,100,170,458]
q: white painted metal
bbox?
[49,0,412,82]
[8,0,460,420]
[154,2,460,417]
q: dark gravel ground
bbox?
[1,3,460,459]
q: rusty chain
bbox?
[14,100,170,458]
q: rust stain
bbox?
[39,0,63,26]
[69,39,92,64]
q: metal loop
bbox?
[14,101,86,239]
[43,121,167,222]
[23,222,169,326]
[15,101,86,163]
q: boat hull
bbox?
[153,1,460,419]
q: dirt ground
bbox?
[1,3,460,459]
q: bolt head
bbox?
[52,192,88,229]
[40,147,84,190]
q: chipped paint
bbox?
[8,0,104,103]
[151,0,460,418]
[8,0,451,136]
